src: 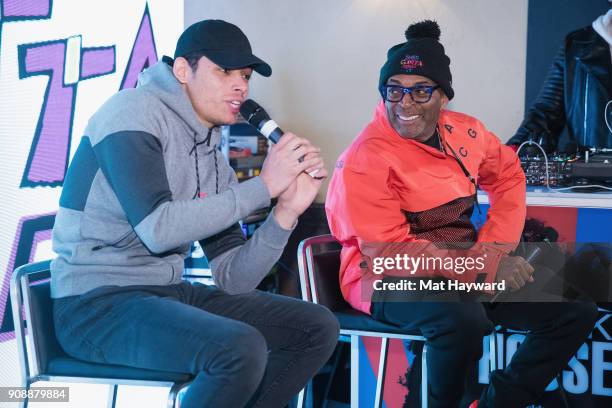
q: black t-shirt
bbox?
[422,131,442,150]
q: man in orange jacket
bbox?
[326,20,597,407]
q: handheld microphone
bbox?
[524,246,541,264]
[489,246,541,303]
[239,99,284,144]
[239,99,324,179]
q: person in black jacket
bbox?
[508,6,612,153]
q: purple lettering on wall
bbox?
[18,40,75,187]
[0,213,55,342]
[80,46,116,80]
[18,40,116,188]
[1,0,51,19]
[120,4,158,90]
[0,0,52,83]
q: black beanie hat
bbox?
[379,20,454,100]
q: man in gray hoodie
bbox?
[51,19,339,408]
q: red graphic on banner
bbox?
[526,206,578,243]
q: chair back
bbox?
[11,260,67,380]
[297,234,350,312]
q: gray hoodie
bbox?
[51,60,292,298]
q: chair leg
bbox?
[322,341,346,408]
[296,386,306,408]
[167,382,191,408]
[374,337,389,408]
[489,330,498,372]
[350,335,359,408]
[21,381,31,408]
[421,343,428,408]
[295,341,343,408]
[107,385,118,408]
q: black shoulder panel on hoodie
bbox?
[93,130,172,227]
[60,136,99,211]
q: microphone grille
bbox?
[239,99,270,127]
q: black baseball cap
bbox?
[174,19,272,77]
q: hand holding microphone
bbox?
[489,247,538,302]
[238,99,328,229]
[240,99,326,179]
[257,133,325,198]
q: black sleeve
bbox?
[508,44,566,153]
[93,131,172,227]
[199,222,246,262]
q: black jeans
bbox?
[371,290,597,407]
[53,282,339,408]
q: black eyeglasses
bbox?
[380,84,440,103]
